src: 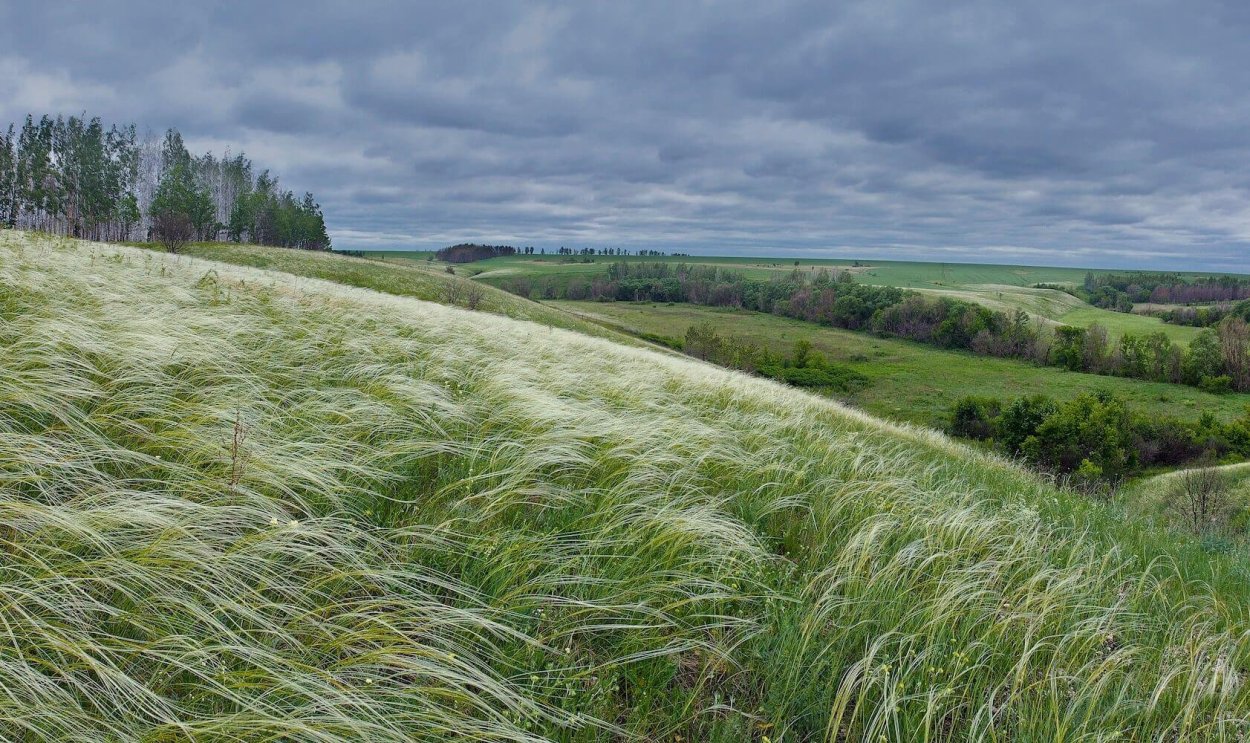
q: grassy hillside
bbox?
[552,300,1250,425]
[5,230,1250,739]
[161,240,650,348]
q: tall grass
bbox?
[2,230,1250,740]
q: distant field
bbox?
[1057,305,1203,344]
[552,300,1250,426]
[355,249,436,262]
[370,251,1239,344]
[372,250,1248,287]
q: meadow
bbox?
[551,300,1250,426]
[6,230,1250,739]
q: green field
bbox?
[552,300,1250,425]
[371,250,1235,344]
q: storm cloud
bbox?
[2,0,1248,269]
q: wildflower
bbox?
[269,517,279,526]
[288,519,300,528]
[364,678,373,685]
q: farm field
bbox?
[6,230,1250,739]
[551,300,1250,425]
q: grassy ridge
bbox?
[551,300,1250,426]
[168,240,650,348]
[4,231,1250,739]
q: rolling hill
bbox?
[3,230,1250,740]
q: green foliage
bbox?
[758,363,869,392]
[948,396,1001,440]
[0,112,329,250]
[950,389,1250,482]
[151,162,215,241]
[1022,393,1134,479]
[996,395,1060,454]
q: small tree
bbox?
[1166,467,1233,535]
[684,321,722,361]
[465,282,485,310]
[150,161,207,251]
[152,211,192,254]
[442,279,464,306]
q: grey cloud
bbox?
[1,0,1249,269]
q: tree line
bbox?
[0,112,329,251]
[1081,270,1250,309]
[1066,271,1250,326]
[435,244,520,263]
[508,261,1250,393]
[1150,300,1250,329]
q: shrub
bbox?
[997,395,1059,454]
[1200,375,1233,394]
[1165,467,1234,535]
[948,396,1000,440]
[759,364,868,392]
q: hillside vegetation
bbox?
[550,300,1250,425]
[164,240,648,347]
[4,231,1250,739]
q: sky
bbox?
[1,1,1248,270]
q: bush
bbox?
[1021,393,1134,479]
[1165,467,1233,535]
[152,211,193,254]
[997,395,1059,454]
[1199,375,1233,394]
[948,396,1000,440]
[759,364,868,393]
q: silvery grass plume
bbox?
[1,230,1249,740]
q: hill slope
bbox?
[168,240,651,348]
[3,231,1250,740]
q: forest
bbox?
[0,113,329,251]
[434,243,520,263]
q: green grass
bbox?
[551,300,1250,426]
[7,230,1250,739]
[1057,305,1204,344]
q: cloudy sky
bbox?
[2,1,1248,269]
